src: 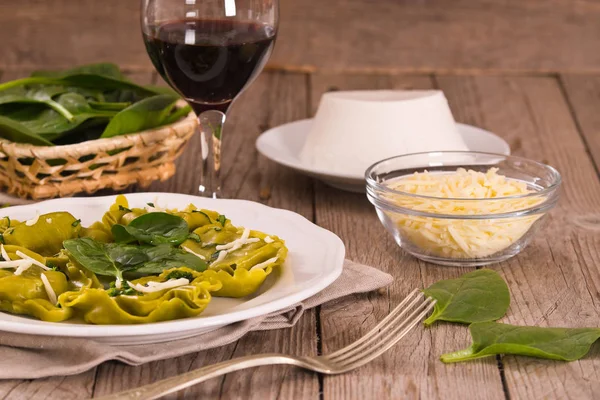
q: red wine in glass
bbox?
[141,0,278,198]
[143,19,276,115]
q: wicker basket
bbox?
[0,108,197,200]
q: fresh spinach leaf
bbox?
[162,104,192,125]
[100,94,180,138]
[423,269,510,326]
[112,212,189,245]
[0,93,115,141]
[0,85,74,120]
[122,245,207,278]
[104,243,150,270]
[441,322,600,363]
[31,63,125,80]
[0,115,53,145]
[63,237,123,280]
[89,101,131,111]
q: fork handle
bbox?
[93,354,304,400]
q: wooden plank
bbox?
[559,74,600,172]
[93,71,319,399]
[310,73,505,400]
[437,75,600,399]
[1,1,600,73]
[0,372,96,400]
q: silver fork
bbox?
[96,289,435,400]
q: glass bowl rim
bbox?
[364,151,562,202]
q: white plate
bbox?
[256,119,511,192]
[0,193,345,345]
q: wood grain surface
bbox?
[1,0,600,73]
[438,75,600,399]
[0,2,600,396]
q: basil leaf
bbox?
[63,237,123,280]
[423,269,510,326]
[100,94,180,138]
[441,322,600,363]
[112,212,189,246]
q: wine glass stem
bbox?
[198,110,226,198]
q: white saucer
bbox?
[256,119,511,193]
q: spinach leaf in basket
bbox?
[100,94,180,138]
[63,237,124,280]
[423,269,510,326]
[112,212,190,246]
[0,115,53,146]
[0,93,116,142]
[31,63,125,80]
[440,322,600,363]
[0,85,75,121]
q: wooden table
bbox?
[1,0,600,398]
[0,68,599,400]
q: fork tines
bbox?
[322,289,436,371]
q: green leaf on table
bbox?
[112,212,190,246]
[423,269,510,326]
[441,322,600,363]
[100,94,180,138]
[63,237,123,280]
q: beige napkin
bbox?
[0,260,392,379]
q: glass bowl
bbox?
[365,151,561,267]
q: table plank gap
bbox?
[310,72,505,400]
[559,74,600,177]
[437,75,600,400]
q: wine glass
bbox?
[141,0,278,197]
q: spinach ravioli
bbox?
[0,195,287,324]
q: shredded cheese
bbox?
[16,251,50,270]
[14,261,33,275]
[250,256,279,271]
[384,168,544,258]
[215,250,228,263]
[1,244,10,261]
[40,273,57,304]
[182,246,206,260]
[216,228,260,252]
[264,236,274,244]
[0,260,29,269]
[25,211,40,226]
[46,218,52,224]
[128,278,190,293]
